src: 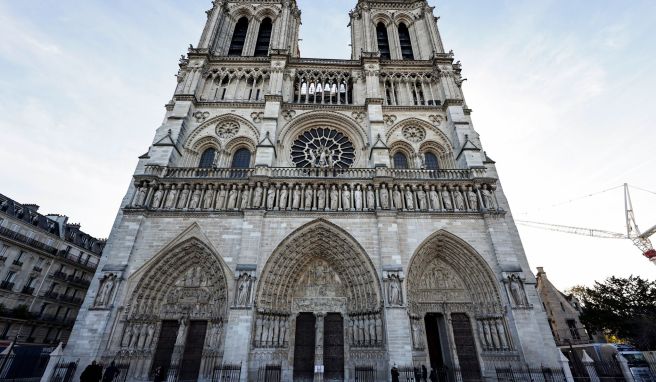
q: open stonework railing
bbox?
[129,166,500,214]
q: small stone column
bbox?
[559,351,575,382]
[315,313,325,382]
[581,351,600,382]
[40,343,64,382]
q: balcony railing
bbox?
[59,294,83,305]
[12,260,23,267]
[21,286,35,295]
[43,290,59,300]
[0,281,15,291]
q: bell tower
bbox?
[350,0,445,60]
[197,0,301,57]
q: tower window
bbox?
[228,17,249,56]
[425,152,439,170]
[393,153,408,169]
[255,18,273,57]
[376,23,391,60]
[199,148,217,168]
[398,23,414,60]
[231,148,252,169]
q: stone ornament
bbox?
[477,317,513,352]
[282,110,296,121]
[402,125,427,143]
[291,128,356,169]
[250,112,264,123]
[351,111,366,124]
[234,268,256,308]
[428,115,444,126]
[505,273,531,308]
[383,270,404,307]
[216,121,239,139]
[410,316,425,350]
[193,111,210,123]
[94,273,118,308]
[383,115,397,126]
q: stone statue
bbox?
[236,273,253,307]
[292,185,301,209]
[189,187,201,209]
[405,186,415,210]
[304,187,313,209]
[279,185,289,209]
[453,189,465,210]
[253,184,263,208]
[135,186,147,207]
[227,185,238,209]
[178,186,190,209]
[508,274,529,306]
[266,187,276,209]
[387,275,402,306]
[442,189,453,210]
[330,185,339,210]
[240,186,250,209]
[216,185,227,210]
[411,319,424,349]
[317,185,326,209]
[417,187,428,210]
[392,185,403,209]
[366,185,375,210]
[164,186,178,209]
[121,325,132,348]
[482,186,495,209]
[414,153,424,169]
[354,185,363,210]
[152,188,164,209]
[429,186,440,210]
[175,317,188,346]
[341,185,351,210]
[94,275,115,307]
[380,185,390,209]
[203,187,214,209]
[468,188,478,210]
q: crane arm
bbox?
[516,220,628,239]
[640,224,656,240]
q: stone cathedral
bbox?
[66,0,560,381]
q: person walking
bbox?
[429,368,437,382]
[422,365,428,382]
[102,362,120,382]
[80,361,102,382]
[391,364,400,382]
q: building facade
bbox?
[0,194,104,347]
[66,0,560,380]
[536,267,596,348]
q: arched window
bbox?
[231,148,252,168]
[398,23,414,60]
[228,17,249,56]
[199,148,217,168]
[393,152,408,169]
[254,18,273,57]
[376,22,391,60]
[424,152,439,170]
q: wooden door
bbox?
[293,313,316,382]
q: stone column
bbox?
[315,313,325,382]
[581,351,600,382]
[559,352,575,382]
[40,342,64,382]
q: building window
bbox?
[231,148,252,169]
[228,17,249,56]
[199,148,217,168]
[254,18,273,57]
[39,303,49,317]
[1,323,11,339]
[393,152,409,169]
[376,22,391,59]
[4,271,16,283]
[0,244,8,257]
[424,152,439,171]
[398,23,414,60]
[567,319,581,340]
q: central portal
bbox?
[292,312,345,382]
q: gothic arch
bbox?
[277,111,368,167]
[392,14,415,28]
[125,236,231,321]
[185,113,260,150]
[255,219,383,315]
[371,13,394,27]
[254,7,281,22]
[406,230,503,316]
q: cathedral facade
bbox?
[66,1,560,381]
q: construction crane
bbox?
[517,184,656,265]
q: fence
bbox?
[46,360,77,382]
[0,352,50,381]
[255,364,281,382]
[212,364,241,382]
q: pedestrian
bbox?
[153,366,164,382]
[391,364,400,382]
[422,365,428,382]
[430,368,437,382]
[102,361,120,382]
[80,361,102,382]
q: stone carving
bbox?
[227,185,238,209]
[477,317,512,351]
[413,153,425,169]
[240,186,251,209]
[178,186,190,209]
[206,320,224,349]
[330,185,339,210]
[392,185,403,209]
[453,189,465,211]
[216,121,239,139]
[254,313,289,348]
[151,187,164,209]
[250,112,264,123]
[189,186,202,209]
[383,114,397,126]
[176,317,188,346]
[292,185,301,209]
[292,128,355,169]
[193,111,210,123]
[354,185,363,210]
[404,186,415,210]
[279,185,289,209]
[134,186,148,207]
[350,313,384,348]
[342,185,351,210]
[384,270,404,306]
[417,187,428,211]
[282,110,296,121]
[165,185,178,209]
[94,273,118,308]
[366,185,375,210]
[380,185,390,209]
[216,185,227,210]
[266,186,276,209]
[303,186,313,209]
[402,126,426,143]
[506,273,530,307]
[441,189,453,210]
[410,317,425,350]
[203,186,214,209]
[235,272,255,307]
[352,111,366,124]
[317,185,326,209]
[428,115,444,126]
[252,183,263,209]
[429,186,440,210]
[482,185,495,210]
[467,187,479,210]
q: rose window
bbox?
[216,121,239,139]
[291,128,355,169]
[402,125,426,143]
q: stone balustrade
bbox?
[130,166,501,214]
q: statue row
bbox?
[119,318,225,352]
[131,181,498,213]
[349,313,385,348]
[477,317,512,352]
[254,313,289,349]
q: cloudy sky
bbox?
[0,0,654,290]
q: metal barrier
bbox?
[47,360,77,382]
[256,364,281,382]
[211,363,241,382]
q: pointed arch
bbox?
[376,22,391,60]
[255,219,383,315]
[398,23,414,60]
[254,17,273,57]
[228,17,249,56]
[407,230,502,316]
[126,236,230,321]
